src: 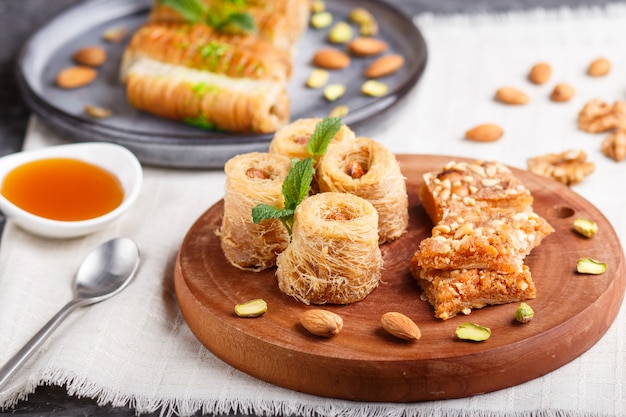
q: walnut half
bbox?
[601,129,626,162]
[527,149,595,186]
[578,99,626,133]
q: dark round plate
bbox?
[16,0,427,168]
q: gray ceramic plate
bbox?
[17,0,427,168]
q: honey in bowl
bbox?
[0,157,124,221]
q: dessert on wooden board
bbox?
[214,118,554,320]
[411,160,554,320]
[276,192,383,305]
[217,152,291,271]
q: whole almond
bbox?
[587,58,610,77]
[300,309,343,337]
[73,46,107,67]
[465,123,504,142]
[528,62,551,85]
[365,54,404,78]
[381,312,421,341]
[56,66,97,89]
[312,48,351,70]
[495,86,529,105]
[550,83,575,102]
[347,37,388,56]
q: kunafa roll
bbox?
[148,0,310,53]
[317,136,409,243]
[218,152,291,271]
[268,118,356,160]
[124,58,289,134]
[276,192,383,305]
[120,22,292,84]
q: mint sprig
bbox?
[252,158,314,236]
[306,117,342,159]
[251,117,345,236]
[159,0,255,33]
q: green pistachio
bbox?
[515,302,534,323]
[576,257,607,275]
[234,299,268,317]
[311,11,333,29]
[455,322,491,341]
[323,84,346,101]
[573,217,598,238]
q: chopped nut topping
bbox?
[293,136,309,145]
[327,211,350,221]
[601,129,626,162]
[527,149,595,185]
[346,160,366,179]
[246,168,269,179]
[578,99,626,133]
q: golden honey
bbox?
[1,158,124,221]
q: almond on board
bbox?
[465,124,504,142]
[312,48,351,70]
[528,62,551,84]
[495,87,529,105]
[56,66,98,89]
[347,37,388,56]
[73,46,107,67]
[365,54,404,78]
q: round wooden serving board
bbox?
[174,154,625,402]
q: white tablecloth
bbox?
[1,4,626,416]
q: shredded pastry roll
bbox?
[148,0,310,53]
[317,137,409,243]
[124,58,289,134]
[218,152,291,271]
[269,118,356,160]
[276,192,383,305]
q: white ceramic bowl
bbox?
[0,142,143,238]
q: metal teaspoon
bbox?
[0,237,140,391]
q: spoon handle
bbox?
[0,298,84,391]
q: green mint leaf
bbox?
[217,12,256,33]
[282,158,314,210]
[159,0,206,22]
[252,204,293,223]
[306,117,343,158]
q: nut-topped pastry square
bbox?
[419,160,534,224]
[411,265,536,321]
[411,207,554,273]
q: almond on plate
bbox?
[347,37,388,56]
[365,54,404,78]
[312,48,351,70]
[587,58,611,77]
[56,66,97,89]
[73,46,107,67]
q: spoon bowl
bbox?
[0,237,140,391]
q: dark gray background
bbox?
[1,0,623,415]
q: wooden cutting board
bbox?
[174,154,625,402]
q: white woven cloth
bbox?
[2,5,626,416]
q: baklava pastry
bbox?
[120,22,292,83]
[316,137,409,243]
[411,265,536,320]
[411,207,554,273]
[124,58,289,134]
[276,192,383,305]
[148,0,310,53]
[268,118,356,160]
[419,160,534,224]
[218,152,291,271]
